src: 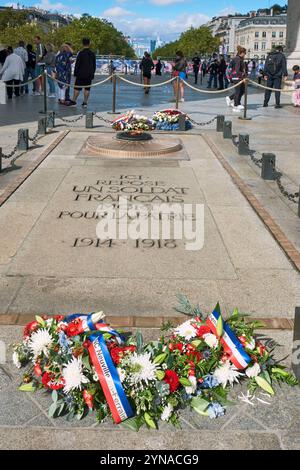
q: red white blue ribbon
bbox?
[206,307,251,370]
[65,313,133,423]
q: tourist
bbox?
[292,65,300,107]
[192,53,201,84]
[24,44,36,95]
[69,38,96,108]
[140,52,154,94]
[14,41,28,95]
[218,54,227,90]
[44,43,56,98]
[263,45,288,109]
[0,47,8,73]
[34,35,46,95]
[109,59,116,81]
[55,43,73,106]
[226,46,247,113]
[207,58,219,89]
[201,60,207,78]
[257,60,265,85]
[155,58,162,76]
[0,46,25,100]
[172,50,187,102]
[64,42,74,102]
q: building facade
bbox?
[206,15,249,55]
[235,15,287,59]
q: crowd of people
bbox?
[0,38,299,109]
[0,36,96,107]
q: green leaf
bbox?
[191,396,209,415]
[255,376,275,395]
[144,412,157,429]
[82,354,92,371]
[153,353,167,365]
[179,377,193,387]
[271,367,289,378]
[51,390,58,402]
[216,314,223,338]
[48,402,58,418]
[35,315,45,326]
[121,417,141,432]
[136,331,143,354]
[18,383,36,392]
[214,302,221,315]
[156,370,165,381]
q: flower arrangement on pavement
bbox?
[112,110,155,132]
[13,297,298,430]
[152,109,192,131]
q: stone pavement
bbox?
[0,326,299,450]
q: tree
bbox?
[0,7,27,31]
[153,27,219,59]
[0,23,46,48]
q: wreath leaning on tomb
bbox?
[13,295,298,430]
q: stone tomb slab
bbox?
[7,166,236,280]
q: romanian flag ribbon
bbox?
[206,306,251,370]
[65,313,133,423]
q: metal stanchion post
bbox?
[18,129,29,151]
[239,79,252,121]
[216,115,225,132]
[178,114,186,131]
[238,133,250,155]
[261,153,278,180]
[108,74,120,115]
[38,117,47,135]
[223,120,232,139]
[175,76,180,110]
[39,65,47,115]
[86,112,94,129]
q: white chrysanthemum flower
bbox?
[203,333,219,349]
[161,403,173,422]
[175,320,197,341]
[28,329,53,359]
[213,361,244,388]
[12,351,21,369]
[117,368,126,383]
[127,352,157,385]
[245,362,261,378]
[185,375,197,395]
[62,357,89,393]
[246,338,256,350]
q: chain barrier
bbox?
[28,127,40,144]
[249,150,263,168]
[189,116,217,127]
[1,140,20,159]
[3,75,42,88]
[248,78,295,93]
[231,135,239,148]
[93,113,114,125]
[55,113,85,124]
[275,174,299,204]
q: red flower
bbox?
[83,389,94,409]
[34,363,42,377]
[196,325,211,338]
[175,343,184,352]
[65,321,81,337]
[164,369,180,393]
[83,340,91,349]
[42,372,64,390]
[23,321,38,339]
[110,345,136,365]
[187,350,202,362]
[54,315,65,322]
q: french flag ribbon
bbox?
[206,307,251,370]
[88,334,134,424]
[64,313,133,423]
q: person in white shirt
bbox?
[14,41,28,94]
[0,47,25,99]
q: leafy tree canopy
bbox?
[153,27,220,59]
[0,7,27,31]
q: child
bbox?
[292,65,300,107]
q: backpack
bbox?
[226,60,237,82]
[265,53,280,76]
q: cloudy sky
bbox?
[3,0,287,40]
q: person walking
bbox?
[34,35,46,95]
[24,44,36,95]
[14,41,28,95]
[0,46,25,99]
[140,52,154,94]
[207,58,218,89]
[263,45,288,109]
[69,38,96,107]
[44,43,56,98]
[226,46,247,113]
[218,54,227,90]
[172,50,187,102]
[155,58,162,76]
[257,60,264,85]
[192,53,201,84]
[201,60,207,78]
[55,44,73,106]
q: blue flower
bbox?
[202,349,212,361]
[207,402,225,419]
[201,374,220,389]
[58,331,71,351]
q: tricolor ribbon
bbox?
[206,306,251,370]
[64,312,134,424]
